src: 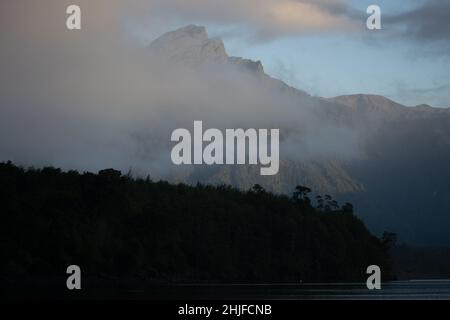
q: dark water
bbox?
[4,279,450,299]
[147,280,450,300]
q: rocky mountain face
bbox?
[148,25,228,64]
[148,25,265,75]
[147,26,450,246]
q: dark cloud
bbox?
[385,0,450,45]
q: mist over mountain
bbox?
[146,26,450,246]
[1,24,449,246]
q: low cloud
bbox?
[0,1,362,178]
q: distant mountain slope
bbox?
[145,25,450,246]
[329,94,450,124]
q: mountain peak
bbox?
[331,94,405,112]
[148,25,228,64]
[229,57,265,74]
[173,24,207,37]
[148,25,266,76]
[152,25,208,44]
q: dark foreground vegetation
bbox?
[0,161,392,283]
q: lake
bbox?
[121,280,450,300]
[4,278,450,299]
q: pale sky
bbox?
[126,0,450,107]
[1,0,450,107]
[216,0,450,107]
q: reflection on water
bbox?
[142,280,450,300]
[265,280,450,300]
[4,279,450,299]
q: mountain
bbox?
[148,25,265,75]
[148,25,228,64]
[323,94,450,244]
[147,26,450,246]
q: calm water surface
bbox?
[146,280,450,300]
[5,279,450,299]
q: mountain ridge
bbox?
[148,24,267,76]
[149,25,450,246]
[150,25,448,113]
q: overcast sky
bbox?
[1,0,449,174]
[1,0,450,107]
[127,0,450,107]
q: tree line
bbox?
[0,161,393,283]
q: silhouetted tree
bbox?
[293,185,312,206]
[316,195,324,210]
[251,184,265,194]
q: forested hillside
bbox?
[0,161,392,283]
